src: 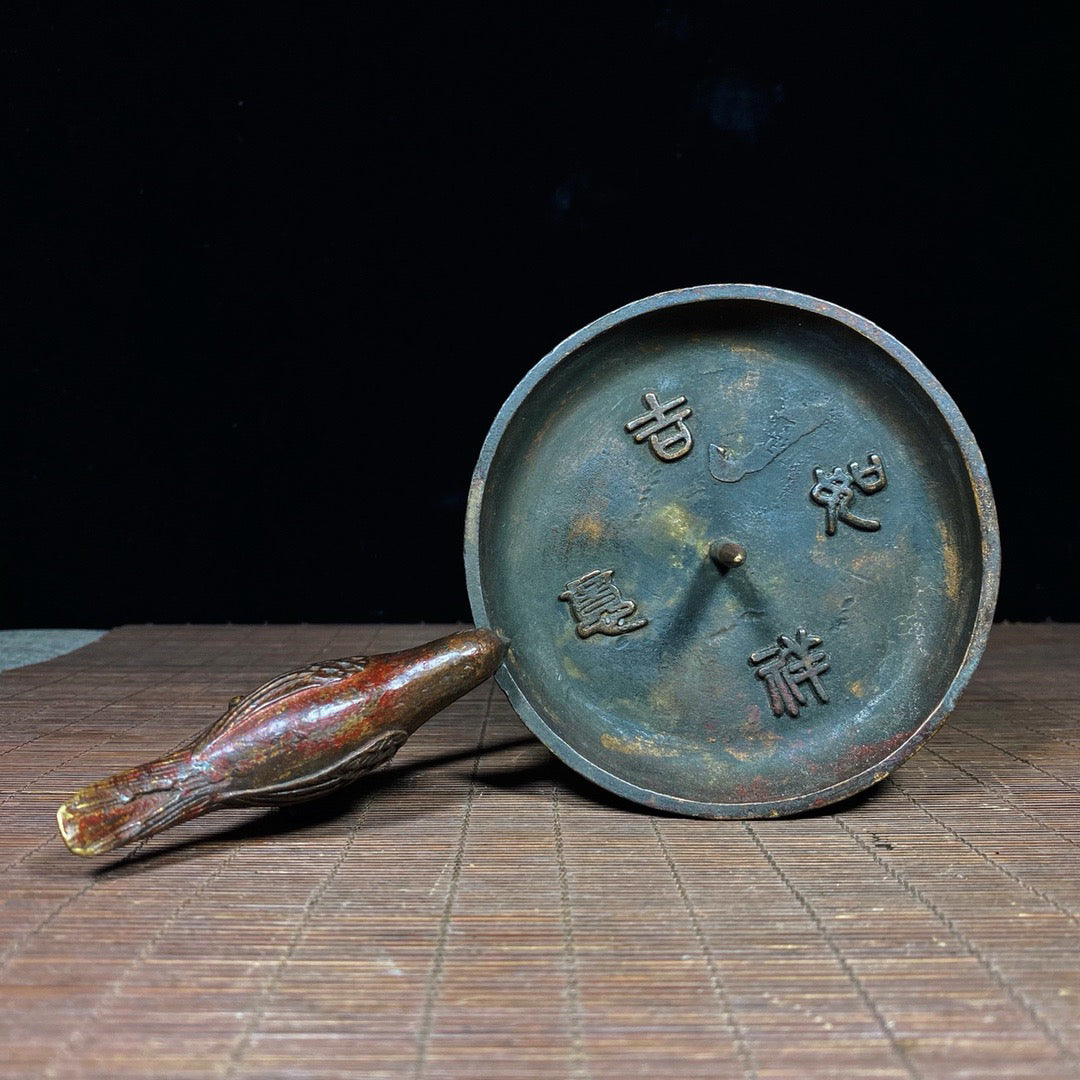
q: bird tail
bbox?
[56,750,216,856]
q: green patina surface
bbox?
[466,286,998,817]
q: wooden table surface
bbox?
[1,623,1077,1079]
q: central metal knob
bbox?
[709,541,747,570]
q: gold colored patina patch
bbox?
[937,521,961,599]
[600,732,680,758]
[566,512,606,545]
[849,549,896,578]
[651,503,709,558]
[655,502,692,540]
[726,726,780,761]
[562,655,586,681]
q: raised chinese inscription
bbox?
[559,569,648,638]
[749,628,831,718]
[625,390,693,461]
[810,452,887,534]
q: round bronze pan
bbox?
[465,285,999,817]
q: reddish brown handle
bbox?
[56,629,506,856]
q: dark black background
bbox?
[4,5,1076,627]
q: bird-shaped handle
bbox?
[56,628,507,856]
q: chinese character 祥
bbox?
[625,390,693,461]
[749,628,831,718]
[559,569,648,639]
[810,452,887,534]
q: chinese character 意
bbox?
[559,569,648,639]
[625,390,693,461]
[810,452,887,534]
[749,628,831,718]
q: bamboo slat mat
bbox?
[0,623,1077,1079]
